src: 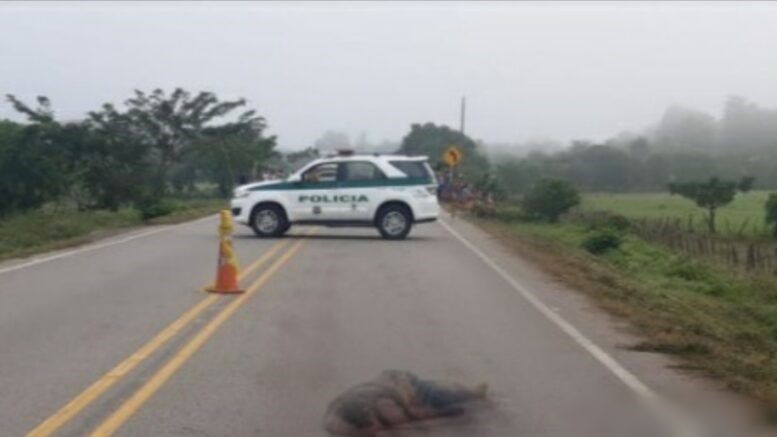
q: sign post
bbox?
[441,146,464,206]
[442,146,463,168]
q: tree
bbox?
[719,96,777,153]
[398,123,490,179]
[571,145,633,192]
[82,103,155,209]
[627,137,651,162]
[193,118,276,197]
[473,173,506,201]
[766,193,777,237]
[314,130,351,151]
[652,105,718,152]
[522,178,581,222]
[122,88,255,196]
[2,96,79,213]
[494,158,541,196]
[668,177,754,233]
[0,119,27,214]
[665,152,719,182]
[3,90,275,212]
[283,147,320,173]
[643,154,671,190]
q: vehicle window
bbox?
[302,163,338,183]
[389,161,433,179]
[340,162,385,181]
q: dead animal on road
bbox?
[323,369,488,436]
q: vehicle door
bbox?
[287,162,340,221]
[334,161,386,221]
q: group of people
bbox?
[436,171,494,216]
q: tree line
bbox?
[492,96,777,195]
[493,141,777,196]
[3,89,775,221]
[393,120,777,235]
[389,102,777,199]
[0,89,276,216]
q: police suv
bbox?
[230,153,439,239]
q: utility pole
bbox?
[459,96,466,134]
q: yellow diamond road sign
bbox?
[442,146,463,167]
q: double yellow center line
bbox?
[28,233,311,437]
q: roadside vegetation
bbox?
[0,88,278,261]
[487,97,777,198]
[395,106,777,406]
[466,176,777,408]
[0,198,224,262]
[474,214,777,404]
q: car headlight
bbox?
[233,190,250,199]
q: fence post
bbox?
[746,244,756,271]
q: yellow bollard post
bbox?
[218,209,234,237]
[206,209,244,294]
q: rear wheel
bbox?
[250,204,288,238]
[376,204,412,240]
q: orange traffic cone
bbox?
[206,210,244,294]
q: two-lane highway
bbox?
[0,215,768,436]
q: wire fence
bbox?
[568,211,777,278]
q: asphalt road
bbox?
[0,214,771,436]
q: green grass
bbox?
[582,191,773,235]
[473,214,777,407]
[0,198,225,262]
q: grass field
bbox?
[0,198,225,262]
[582,191,773,235]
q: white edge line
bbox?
[0,215,217,276]
[439,219,702,437]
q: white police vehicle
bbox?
[230,153,439,239]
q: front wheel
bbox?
[376,205,412,240]
[250,204,288,238]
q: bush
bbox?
[577,211,631,232]
[137,198,180,220]
[494,206,527,222]
[470,202,497,219]
[766,193,777,237]
[599,213,630,232]
[521,178,581,222]
[471,203,526,222]
[582,230,622,255]
[666,259,709,281]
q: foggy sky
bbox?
[1,1,776,149]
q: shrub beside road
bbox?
[0,198,223,262]
[469,199,777,409]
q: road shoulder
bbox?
[441,213,770,436]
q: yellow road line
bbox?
[26,239,289,437]
[199,239,290,292]
[237,240,289,281]
[90,237,310,437]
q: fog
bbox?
[1,1,776,149]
